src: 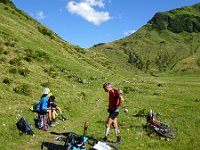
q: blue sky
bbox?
[12,0,200,48]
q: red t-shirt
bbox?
[109,88,120,109]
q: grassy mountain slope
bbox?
[0,2,120,149]
[0,1,200,150]
[91,3,200,73]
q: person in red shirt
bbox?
[103,82,124,143]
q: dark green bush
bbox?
[4,40,15,47]
[25,48,49,61]
[9,68,17,74]
[3,50,8,55]
[4,6,8,10]
[41,82,50,88]
[38,26,54,39]
[18,68,30,77]
[67,74,83,83]
[9,58,21,66]
[0,56,6,63]
[74,47,86,54]
[123,86,137,94]
[23,56,32,62]
[13,84,31,96]
[44,67,57,78]
[2,77,12,84]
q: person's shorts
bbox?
[50,102,57,108]
[108,108,119,120]
[37,110,47,115]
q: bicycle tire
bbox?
[154,128,175,139]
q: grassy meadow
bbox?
[0,71,200,150]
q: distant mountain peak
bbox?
[148,3,200,33]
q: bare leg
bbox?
[104,118,113,140]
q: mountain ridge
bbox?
[91,3,200,73]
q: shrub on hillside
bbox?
[38,26,54,39]
[9,67,30,77]
[4,40,15,47]
[2,77,12,84]
[123,86,137,94]
[74,47,86,54]
[67,73,85,83]
[18,68,30,77]
[0,56,6,63]
[41,82,50,88]
[4,6,8,10]
[9,68,17,74]
[13,84,31,96]
[25,48,49,61]
[9,58,22,66]
[44,67,57,78]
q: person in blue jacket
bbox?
[36,88,55,126]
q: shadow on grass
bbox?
[41,142,65,150]
[40,132,71,150]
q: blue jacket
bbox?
[36,96,49,111]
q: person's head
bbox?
[103,82,112,92]
[48,95,55,103]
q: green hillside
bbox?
[91,3,200,73]
[0,1,200,150]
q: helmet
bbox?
[43,88,50,95]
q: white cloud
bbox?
[66,0,111,25]
[36,11,45,20]
[85,0,105,7]
[123,29,136,36]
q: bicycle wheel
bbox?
[154,127,175,139]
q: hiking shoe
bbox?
[49,121,56,127]
[102,136,108,142]
[55,121,60,125]
[116,136,122,144]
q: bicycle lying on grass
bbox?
[145,110,175,139]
